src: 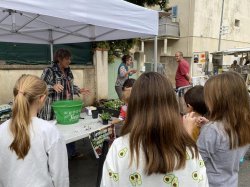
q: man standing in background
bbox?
[231,60,241,73]
[175,51,192,89]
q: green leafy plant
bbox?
[93,39,137,63]
[94,41,110,50]
[103,99,124,110]
[125,0,169,9]
[100,111,111,120]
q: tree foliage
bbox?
[125,0,168,9]
[93,39,137,63]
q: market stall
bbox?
[211,47,250,88]
[0,0,159,121]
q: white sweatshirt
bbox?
[101,135,209,187]
[0,117,69,187]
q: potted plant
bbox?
[97,99,123,118]
[100,111,111,125]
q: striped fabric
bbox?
[39,63,80,120]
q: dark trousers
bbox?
[66,142,76,157]
[115,86,123,100]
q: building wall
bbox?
[144,40,164,63]
[0,49,112,106]
[168,0,250,58]
[0,66,96,106]
[192,0,222,40]
[95,50,109,101]
[143,0,250,84]
[168,0,195,56]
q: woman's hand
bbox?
[196,116,209,127]
[130,69,137,74]
[183,112,198,136]
[111,118,122,125]
[53,83,64,93]
[80,88,90,96]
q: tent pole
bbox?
[154,36,158,72]
[50,43,53,63]
[49,29,53,64]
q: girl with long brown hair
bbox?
[0,75,69,187]
[101,72,208,187]
[197,71,250,187]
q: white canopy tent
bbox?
[0,0,159,70]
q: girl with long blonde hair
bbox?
[0,74,69,187]
[197,71,250,187]
[101,72,208,187]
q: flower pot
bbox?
[102,119,109,125]
[92,110,99,119]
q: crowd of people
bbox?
[0,49,250,187]
[108,52,250,187]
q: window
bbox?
[235,19,240,27]
[172,6,178,18]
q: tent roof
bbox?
[0,0,158,44]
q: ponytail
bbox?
[9,75,47,159]
[9,92,31,159]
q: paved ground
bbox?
[239,150,250,187]
[69,139,250,187]
[69,139,98,187]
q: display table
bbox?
[56,113,112,144]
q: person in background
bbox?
[195,71,250,187]
[112,78,136,125]
[101,72,208,187]
[39,48,89,120]
[175,51,192,114]
[39,48,90,159]
[184,85,208,141]
[244,59,250,65]
[112,78,135,137]
[231,60,241,73]
[115,55,137,100]
[175,51,192,89]
[0,75,69,187]
[156,63,166,76]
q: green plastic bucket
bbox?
[52,100,83,125]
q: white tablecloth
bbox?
[56,113,111,144]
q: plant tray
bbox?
[97,106,120,118]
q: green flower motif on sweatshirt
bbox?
[129,172,142,186]
[108,169,119,182]
[163,173,179,187]
[199,160,205,167]
[192,171,203,182]
[118,147,128,158]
